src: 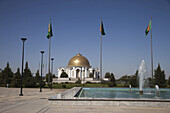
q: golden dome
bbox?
[67,53,90,67]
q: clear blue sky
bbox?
[0,0,170,79]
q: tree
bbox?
[46,73,52,83]
[60,72,68,78]
[118,75,130,87]
[52,74,55,78]
[0,70,2,86]
[168,76,170,85]
[23,62,36,87]
[1,62,14,86]
[35,70,41,86]
[129,75,136,87]
[154,63,166,88]
[105,72,111,78]
[110,73,116,86]
[12,68,21,87]
[129,70,138,87]
[135,70,139,87]
[145,77,152,88]
[35,69,45,87]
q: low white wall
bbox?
[85,78,94,81]
[58,78,69,81]
[103,78,109,81]
[52,78,101,84]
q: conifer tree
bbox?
[1,62,14,86]
[110,73,116,86]
[154,63,166,88]
[0,70,2,86]
[105,72,111,78]
[129,70,138,87]
[35,70,41,85]
[46,73,52,82]
[12,68,21,87]
[23,62,35,87]
[168,76,170,85]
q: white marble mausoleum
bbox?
[53,53,100,83]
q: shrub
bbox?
[105,72,111,78]
[85,81,92,84]
[62,85,66,88]
[107,82,114,87]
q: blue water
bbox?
[77,88,170,99]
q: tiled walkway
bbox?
[0,87,170,113]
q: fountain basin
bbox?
[49,87,170,107]
[76,88,170,99]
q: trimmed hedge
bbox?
[44,83,108,89]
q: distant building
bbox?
[53,53,100,84]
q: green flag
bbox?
[100,20,106,35]
[47,18,53,39]
[145,20,151,36]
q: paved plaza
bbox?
[0,87,170,113]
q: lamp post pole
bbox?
[51,58,54,90]
[40,51,44,92]
[19,38,27,96]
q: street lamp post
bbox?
[51,58,54,90]
[40,51,44,92]
[19,38,27,96]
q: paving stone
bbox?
[0,87,170,113]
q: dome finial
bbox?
[77,52,81,56]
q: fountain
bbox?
[138,60,146,95]
[129,84,131,91]
[155,85,159,97]
[49,60,170,107]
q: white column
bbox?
[82,67,85,79]
[72,70,74,78]
[81,67,84,84]
[80,68,82,79]
[94,70,96,78]
[69,69,71,78]
[85,68,87,78]
[58,69,61,78]
[87,69,89,78]
[74,67,76,78]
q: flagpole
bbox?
[100,35,102,81]
[100,17,103,82]
[151,16,153,80]
[48,37,51,89]
[48,18,52,89]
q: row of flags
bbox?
[99,18,152,36]
[46,18,151,38]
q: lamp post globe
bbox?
[21,38,27,42]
